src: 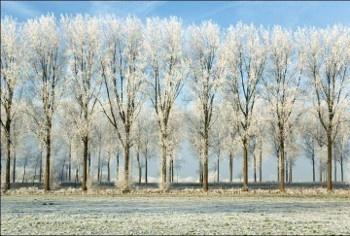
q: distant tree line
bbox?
[1,15,349,193]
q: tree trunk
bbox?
[5,118,11,191]
[253,154,257,183]
[33,159,38,185]
[319,158,323,183]
[107,158,110,182]
[116,153,119,183]
[100,165,103,183]
[88,151,91,175]
[123,143,130,192]
[229,152,233,182]
[279,140,285,192]
[12,151,16,184]
[199,159,203,185]
[69,143,72,182]
[312,149,315,182]
[340,153,344,182]
[203,136,209,192]
[217,155,220,183]
[60,161,65,182]
[334,154,337,183]
[327,132,333,191]
[0,144,1,176]
[171,159,174,183]
[285,156,289,183]
[97,147,101,183]
[242,137,248,191]
[145,155,148,184]
[65,164,68,182]
[167,155,171,184]
[136,151,141,184]
[289,160,292,183]
[44,122,51,191]
[160,137,168,190]
[82,135,88,191]
[75,168,79,187]
[39,150,43,184]
[259,148,262,182]
[277,157,280,182]
[22,159,27,183]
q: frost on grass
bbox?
[1,196,350,235]
[3,186,350,197]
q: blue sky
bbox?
[2,1,350,182]
[2,1,350,28]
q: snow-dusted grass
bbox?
[1,194,350,235]
[2,186,350,198]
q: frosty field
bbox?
[1,195,350,235]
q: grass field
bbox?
[1,193,350,235]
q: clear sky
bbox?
[1,1,350,183]
[2,1,350,28]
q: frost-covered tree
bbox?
[334,121,350,182]
[134,120,144,184]
[89,112,106,183]
[186,104,204,184]
[251,99,269,183]
[284,122,301,183]
[2,15,350,192]
[166,106,184,183]
[299,26,350,191]
[188,21,224,191]
[62,15,102,191]
[57,101,81,182]
[23,15,64,191]
[210,103,228,183]
[0,17,24,191]
[24,99,47,183]
[223,24,268,191]
[263,26,302,192]
[98,16,145,192]
[135,107,157,184]
[145,17,187,190]
[301,115,318,182]
[244,100,270,184]
[220,101,240,183]
[102,124,119,183]
[9,104,27,184]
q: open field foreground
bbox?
[1,192,350,235]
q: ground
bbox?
[1,192,350,235]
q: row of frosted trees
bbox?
[1,15,349,193]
